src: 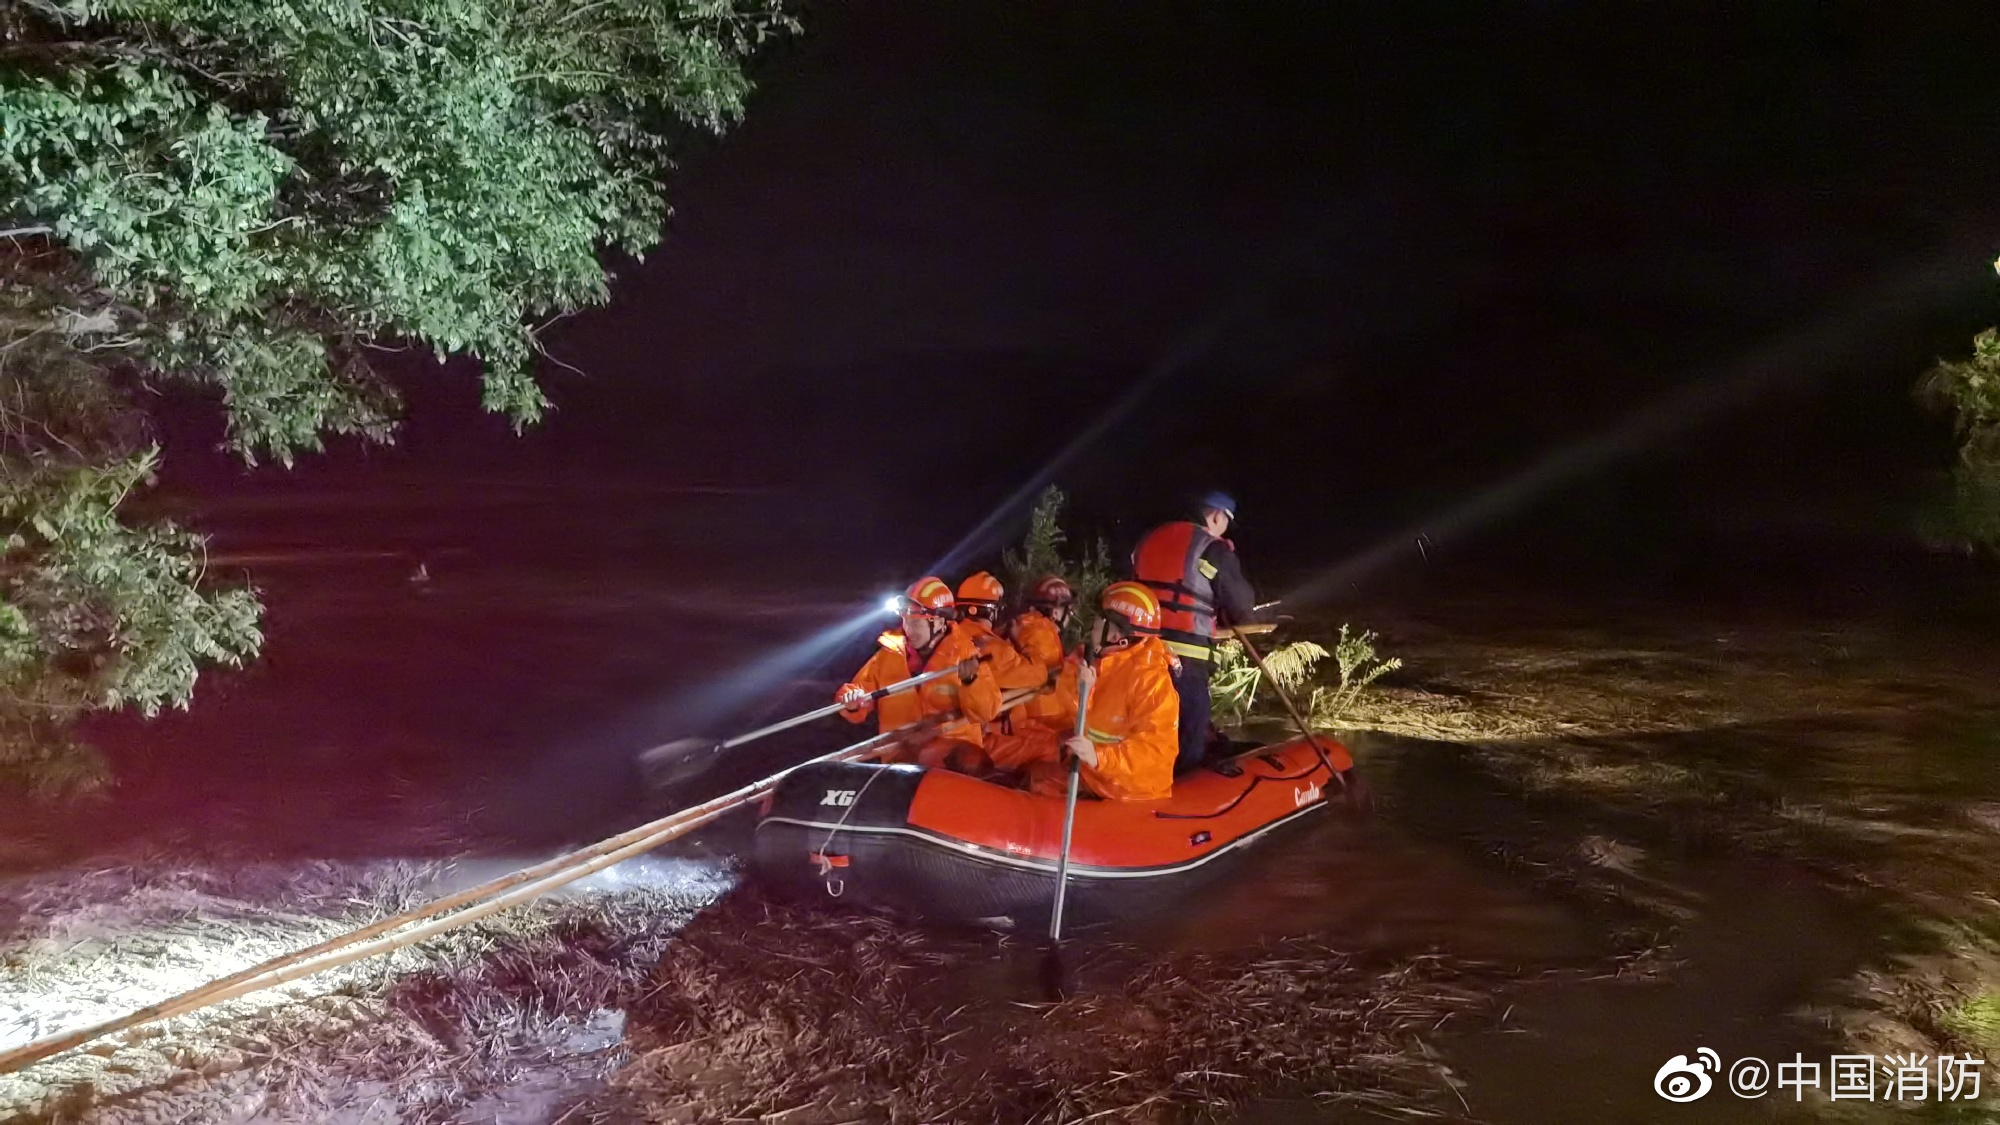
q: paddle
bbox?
[637,663,966,798]
[1040,645,1097,998]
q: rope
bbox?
[815,766,888,874]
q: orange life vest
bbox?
[1131,520,1220,662]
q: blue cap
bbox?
[1198,491,1238,520]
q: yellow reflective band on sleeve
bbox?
[1086,727,1120,744]
[1198,559,1218,579]
[1166,640,1212,660]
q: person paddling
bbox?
[836,576,1000,771]
[990,581,1179,802]
[953,571,1050,696]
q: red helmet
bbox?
[956,571,1005,609]
[1027,575,1075,607]
[1098,581,1161,634]
[893,576,955,617]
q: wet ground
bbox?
[4,470,1999,1123]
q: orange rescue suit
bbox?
[999,636,1180,802]
[838,628,1001,755]
[954,618,1049,695]
[1005,611,1069,724]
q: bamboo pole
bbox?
[0,688,1043,1075]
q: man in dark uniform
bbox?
[1130,490,1262,773]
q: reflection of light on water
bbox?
[568,854,737,896]
[432,854,738,899]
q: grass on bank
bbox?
[0,857,729,1124]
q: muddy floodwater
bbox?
[1221,739,1887,1125]
[3,471,1998,1123]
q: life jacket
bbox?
[1132,520,1220,662]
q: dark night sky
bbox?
[254,2,2000,592]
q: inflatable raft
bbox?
[751,734,1359,925]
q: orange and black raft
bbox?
[751,734,1357,925]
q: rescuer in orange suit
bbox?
[980,574,1078,766]
[989,581,1180,802]
[952,572,1049,698]
[1005,575,1075,727]
[1131,490,1262,773]
[835,576,1001,771]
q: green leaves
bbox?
[1310,626,1402,728]
[6,0,791,462]
[0,449,263,794]
[1002,485,1116,647]
[1,66,284,313]
[1920,326,2000,552]
[0,0,792,793]
[1924,328,2000,436]
[1001,484,1074,599]
[1210,629,1402,729]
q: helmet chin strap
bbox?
[1090,617,1131,656]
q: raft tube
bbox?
[751,735,1356,926]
